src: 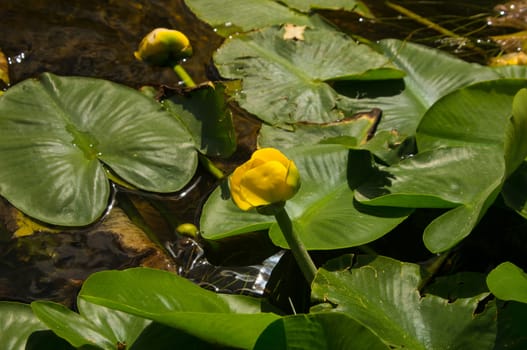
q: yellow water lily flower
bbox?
[134,28,193,66]
[230,148,300,211]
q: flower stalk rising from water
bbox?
[230,148,317,283]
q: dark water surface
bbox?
[0,0,222,87]
[0,0,515,87]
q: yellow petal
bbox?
[251,148,291,168]
[229,161,255,211]
[240,161,291,207]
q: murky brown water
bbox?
[0,0,222,87]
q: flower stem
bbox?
[274,207,317,284]
[199,153,225,179]
[173,64,196,87]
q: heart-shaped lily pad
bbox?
[214,26,404,126]
[0,73,197,226]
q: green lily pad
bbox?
[162,82,236,158]
[79,267,280,349]
[502,161,527,218]
[0,73,197,226]
[311,255,497,349]
[487,262,527,303]
[201,144,411,250]
[258,108,380,149]
[355,81,527,252]
[348,39,500,136]
[31,299,151,350]
[254,312,387,349]
[0,302,47,350]
[281,0,373,17]
[184,0,329,36]
[214,26,404,126]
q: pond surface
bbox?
[0,0,516,87]
[0,0,523,306]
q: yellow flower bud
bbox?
[229,148,300,211]
[176,223,199,239]
[134,28,193,67]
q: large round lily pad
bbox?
[0,73,197,226]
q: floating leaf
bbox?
[0,73,197,226]
[312,255,497,349]
[258,108,381,149]
[348,39,500,136]
[487,262,527,303]
[214,26,404,126]
[281,0,373,17]
[0,302,46,350]
[201,145,410,250]
[162,82,236,157]
[184,0,328,36]
[31,299,150,350]
[254,312,387,350]
[79,267,280,349]
[502,161,527,218]
[356,80,527,252]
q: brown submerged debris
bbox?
[0,198,175,306]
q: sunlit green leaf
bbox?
[505,88,527,176]
[0,73,197,226]
[201,145,410,250]
[417,81,526,151]
[184,0,326,36]
[31,299,150,349]
[214,26,403,126]
[258,109,380,149]
[487,262,527,303]
[348,39,500,136]
[79,267,280,349]
[356,80,527,252]
[312,255,497,349]
[355,147,501,207]
[0,302,46,350]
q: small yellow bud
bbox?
[176,223,199,238]
[134,28,193,67]
[229,148,300,211]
